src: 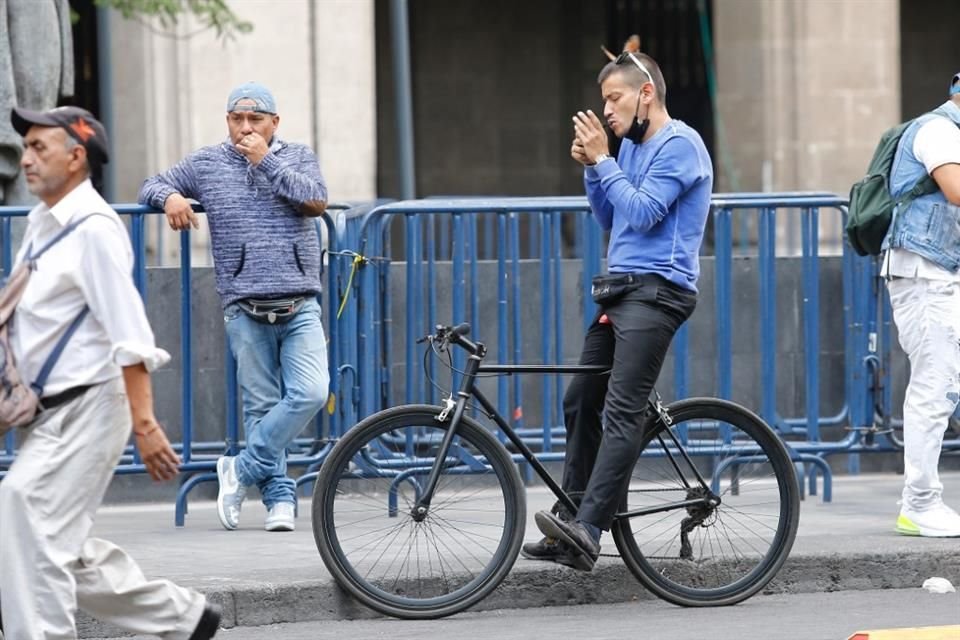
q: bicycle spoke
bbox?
[315,411,522,615]
[616,399,798,605]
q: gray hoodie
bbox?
[139,139,328,307]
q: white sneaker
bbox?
[265,502,296,532]
[895,503,960,537]
[216,456,247,531]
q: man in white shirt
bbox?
[0,107,220,638]
[882,74,960,537]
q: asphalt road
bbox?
[98,586,960,640]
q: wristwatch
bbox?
[593,153,611,165]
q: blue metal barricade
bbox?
[339,193,956,503]
[0,202,355,525]
[6,190,958,512]
[342,198,609,461]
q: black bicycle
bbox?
[312,323,800,619]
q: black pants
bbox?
[561,274,697,529]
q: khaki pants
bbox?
[0,378,204,639]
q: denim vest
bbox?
[885,101,960,271]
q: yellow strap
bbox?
[336,253,364,319]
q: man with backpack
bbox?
[880,73,960,537]
[0,107,220,638]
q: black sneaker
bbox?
[534,511,600,572]
[521,536,568,561]
[520,497,586,564]
[189,603,221,640]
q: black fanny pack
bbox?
[237,296,306,324]
[591,273,647,305]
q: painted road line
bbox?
[848,626,960,640]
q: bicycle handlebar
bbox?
[449,322,471,338]
[420,323,484,357]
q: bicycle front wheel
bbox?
[612,398,799,607]
[312,404,526,619]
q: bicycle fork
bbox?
[409,352,482,522]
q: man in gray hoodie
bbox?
[139,82,329,533]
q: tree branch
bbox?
[93,0,253,41]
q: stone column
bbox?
[107,0,377,262]
[314,0,377,202]
[714,0,900,253]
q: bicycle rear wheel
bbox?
[612,397,799,607]
[312,404,526,619]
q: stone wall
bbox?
[107,0,377,264]
[714,0,900,197]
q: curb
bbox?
[77,550,960,637]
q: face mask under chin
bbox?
[625,117,650,144]
[624,91,650,144]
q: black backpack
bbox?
[846,118,938,256]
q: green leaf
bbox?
[92,0,253,41]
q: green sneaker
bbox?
[895,513,921,536]
[895,504,960,537]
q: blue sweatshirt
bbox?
[139,139,328,307]
[585,120,713,292]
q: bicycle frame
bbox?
[412,335,717,523]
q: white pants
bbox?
[0,378,204,639]
[887,277,960,511]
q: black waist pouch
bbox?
[590,273,646,305]
[237,296,306,324]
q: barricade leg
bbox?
[175,472,217,527]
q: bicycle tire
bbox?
[312,404,526,619]
[611,397,799,607]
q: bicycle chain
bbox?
[627,487,686,493]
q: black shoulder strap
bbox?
[21,213,112,394]
[30,306,90,395]
[26,213,112,262]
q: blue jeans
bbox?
[224,297,329,508]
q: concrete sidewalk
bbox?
[78,472,960,638]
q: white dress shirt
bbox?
[11,179,170,396]
[883,116,960,282]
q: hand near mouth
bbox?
[571,136,590,166]
[235,132,269,165]
[572,110,610,164]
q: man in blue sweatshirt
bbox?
[138,82,329,533]
[526,52,713,570]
